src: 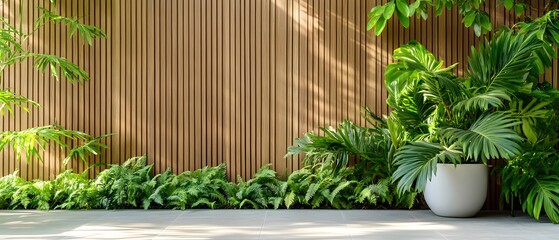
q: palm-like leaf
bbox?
[440,112,522,162]
[522,176,559,223]
[468,31,541,94]
[286,120,380,171]
[35,7,106,45]
[385,41,459,109]
[17,53,89,83]
[393,142,463,195]
[391,86,434,136]
[63,133,114,165]
[0,89,39,115]
[453,89,510,112]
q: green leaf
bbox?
[0,125,92,162]
[474,24,482,36]
[440,112,522,162]
[463,11,476,27]
[375,17,388,36]
[16,53,89,83]
[514,3,524,17]
[384,2,396,20]
[63,133,114,165]
[468,31,541,94]
[522,176,559,223]
[367,6,384,31]
[284,191,296,209]
[480,13,492,31]
[396,0,410,17]
[0,90,39,116]
[503,0,514,9]
[36,7,106,45]
[410,0,421,15]
[396,8,410,28]
[452,89,510,112]
[393,142,463,194]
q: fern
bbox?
[235,164,286,209]
[0,171,27,209]
[51,170,96,209]
[94,156,154,209]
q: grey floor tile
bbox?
[0,210,557,239]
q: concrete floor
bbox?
[0,210,555,239]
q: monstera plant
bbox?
[389,10,559,222]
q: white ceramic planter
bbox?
[424,163,488,217]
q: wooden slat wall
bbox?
[1,0,557,183]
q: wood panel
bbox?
[1,0,557,187]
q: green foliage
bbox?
[35,7,106,45]
[94,156,154,209]
[393,142,462,194]
[467,31,539,94]
[0,157,419,211]
[50,170,96,209]
[501,151,559,223]
[64,133,114,165]
[1,1,110,166]
[385,25,556,195]
[284,164,416,209]
[367,1,558,37]
[0,171,27,209]
[440,112,522,162]
[0,89,39,116]
[286,120,388,174]
[148,164,235,210]
[21,53,89,83]
[0,125,110,165]
[284,164,356,209]
[383,13,559,223]
[235,164,286,209]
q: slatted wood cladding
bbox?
[1,0,557,183]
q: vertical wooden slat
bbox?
[275,0,287,177]
[234,0,242,178]
[269,0,278,176]
[255,0,262,170]
[194,0,202,170]
[262,0,270,168]
[223,0,232,177]
[177,0,185,173]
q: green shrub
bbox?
[148,164,235,209]
[10,179,54,210]
[94,156,155,209]
[0,156,416,210]
[51,170,96,210]
[0,172,28,209]
[234,164,287,209]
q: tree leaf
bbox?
[396,0,410,17]
[384,2,396,20]
[503,0,514,9]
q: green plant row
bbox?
[0,156,416,210]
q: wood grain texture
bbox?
[1,1,557,190]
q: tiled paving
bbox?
[0,210,555,239]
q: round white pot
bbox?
[424,163,488,217]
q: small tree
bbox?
[0,1,110,167]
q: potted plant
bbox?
[387,11,559,218]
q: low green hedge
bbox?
[0,156,416,210]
